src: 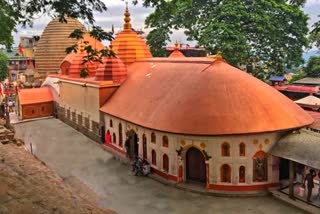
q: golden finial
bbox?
[79,41,85,52]
[208,51,223,59]
[123,2,132,30]
[174,40,179,51]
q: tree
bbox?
[0,52,9,81]
[144,0,309,75]
[0,0,108,47]
[304,56,320,77]
[310,15,320,48]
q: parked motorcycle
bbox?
[132,157,150,176]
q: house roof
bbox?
[269,75,285,81]
[293,77,320,85]
[100,57,313,135]
[18,87,53,105]
[295,95,320,107]
[270,128,320,169]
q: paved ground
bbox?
[14,119,307,214]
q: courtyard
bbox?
[14,118,306,214]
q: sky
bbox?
[13,0,320,48]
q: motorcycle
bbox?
[132,157,150,176]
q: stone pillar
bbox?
[206,160,210,189]
[289,160,295,199]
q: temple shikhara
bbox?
[16,6,315,194]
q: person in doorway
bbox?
[304,169,316,202]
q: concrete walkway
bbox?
[14,119,306,214]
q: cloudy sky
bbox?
[14,0,320,47]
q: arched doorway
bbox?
[186,147,206,183]
[126,130,139,159]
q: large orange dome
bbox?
[101,57,313,135]
[35,18,85,77]
[111,6,152,65]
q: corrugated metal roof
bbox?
[269,75,285,81]
[270,128,320,169]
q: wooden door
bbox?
[186,147,206,183]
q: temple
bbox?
[17,5,314,194]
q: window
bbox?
[253,151,268,182]
[119,123,123,147]
[162,135,168,147]
[31,110,35,114]
[239,143,245,156]
[152,150,156,165]
[151,132,156,143]
[221,164,231,183]
[110,119,113,127]
[41,106,45,111]
[239,166,245,183]
[142,134,147,160]
[77,114,82,125]
[221,142,230,156]
[163,154,169,172]
[113,133,116,143]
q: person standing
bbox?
[304,169,316,202]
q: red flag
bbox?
[111,24,114,34]
[18,44,24,55]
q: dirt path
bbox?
[0,142,113,214]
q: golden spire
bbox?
[174,40,179,51]
[123,2,132,30]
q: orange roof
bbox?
[95,57,127,82]
[111,6,152,65]
[60,33,105,78]
[19,87,53,105]
[169,41,185,58]
[100,58,313,135]
[169,50,185,58]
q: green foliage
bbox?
[80,68,88,78]
[0,0,108,47]
[0,52,9,81]
[0,1,18,48]
[66,27,115,65]
[289,72,306,84]
[144,0,309,75]
[310,16,320,48]
[304,56,320,77]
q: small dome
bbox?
[95,57,127,83]
[169,41,185,58]
[111,5,152,65]
[60,33,105,78]
[35,18,85,77]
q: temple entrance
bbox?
[279,158,289,180]
[186,147,206,183]
[126,130,139,159]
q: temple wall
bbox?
[103,113,287,191]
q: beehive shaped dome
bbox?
[60,33,105,78]
[169,41,185,58]
[35,18,85,77]
[95,56,127,83]
[111,5,152,65]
